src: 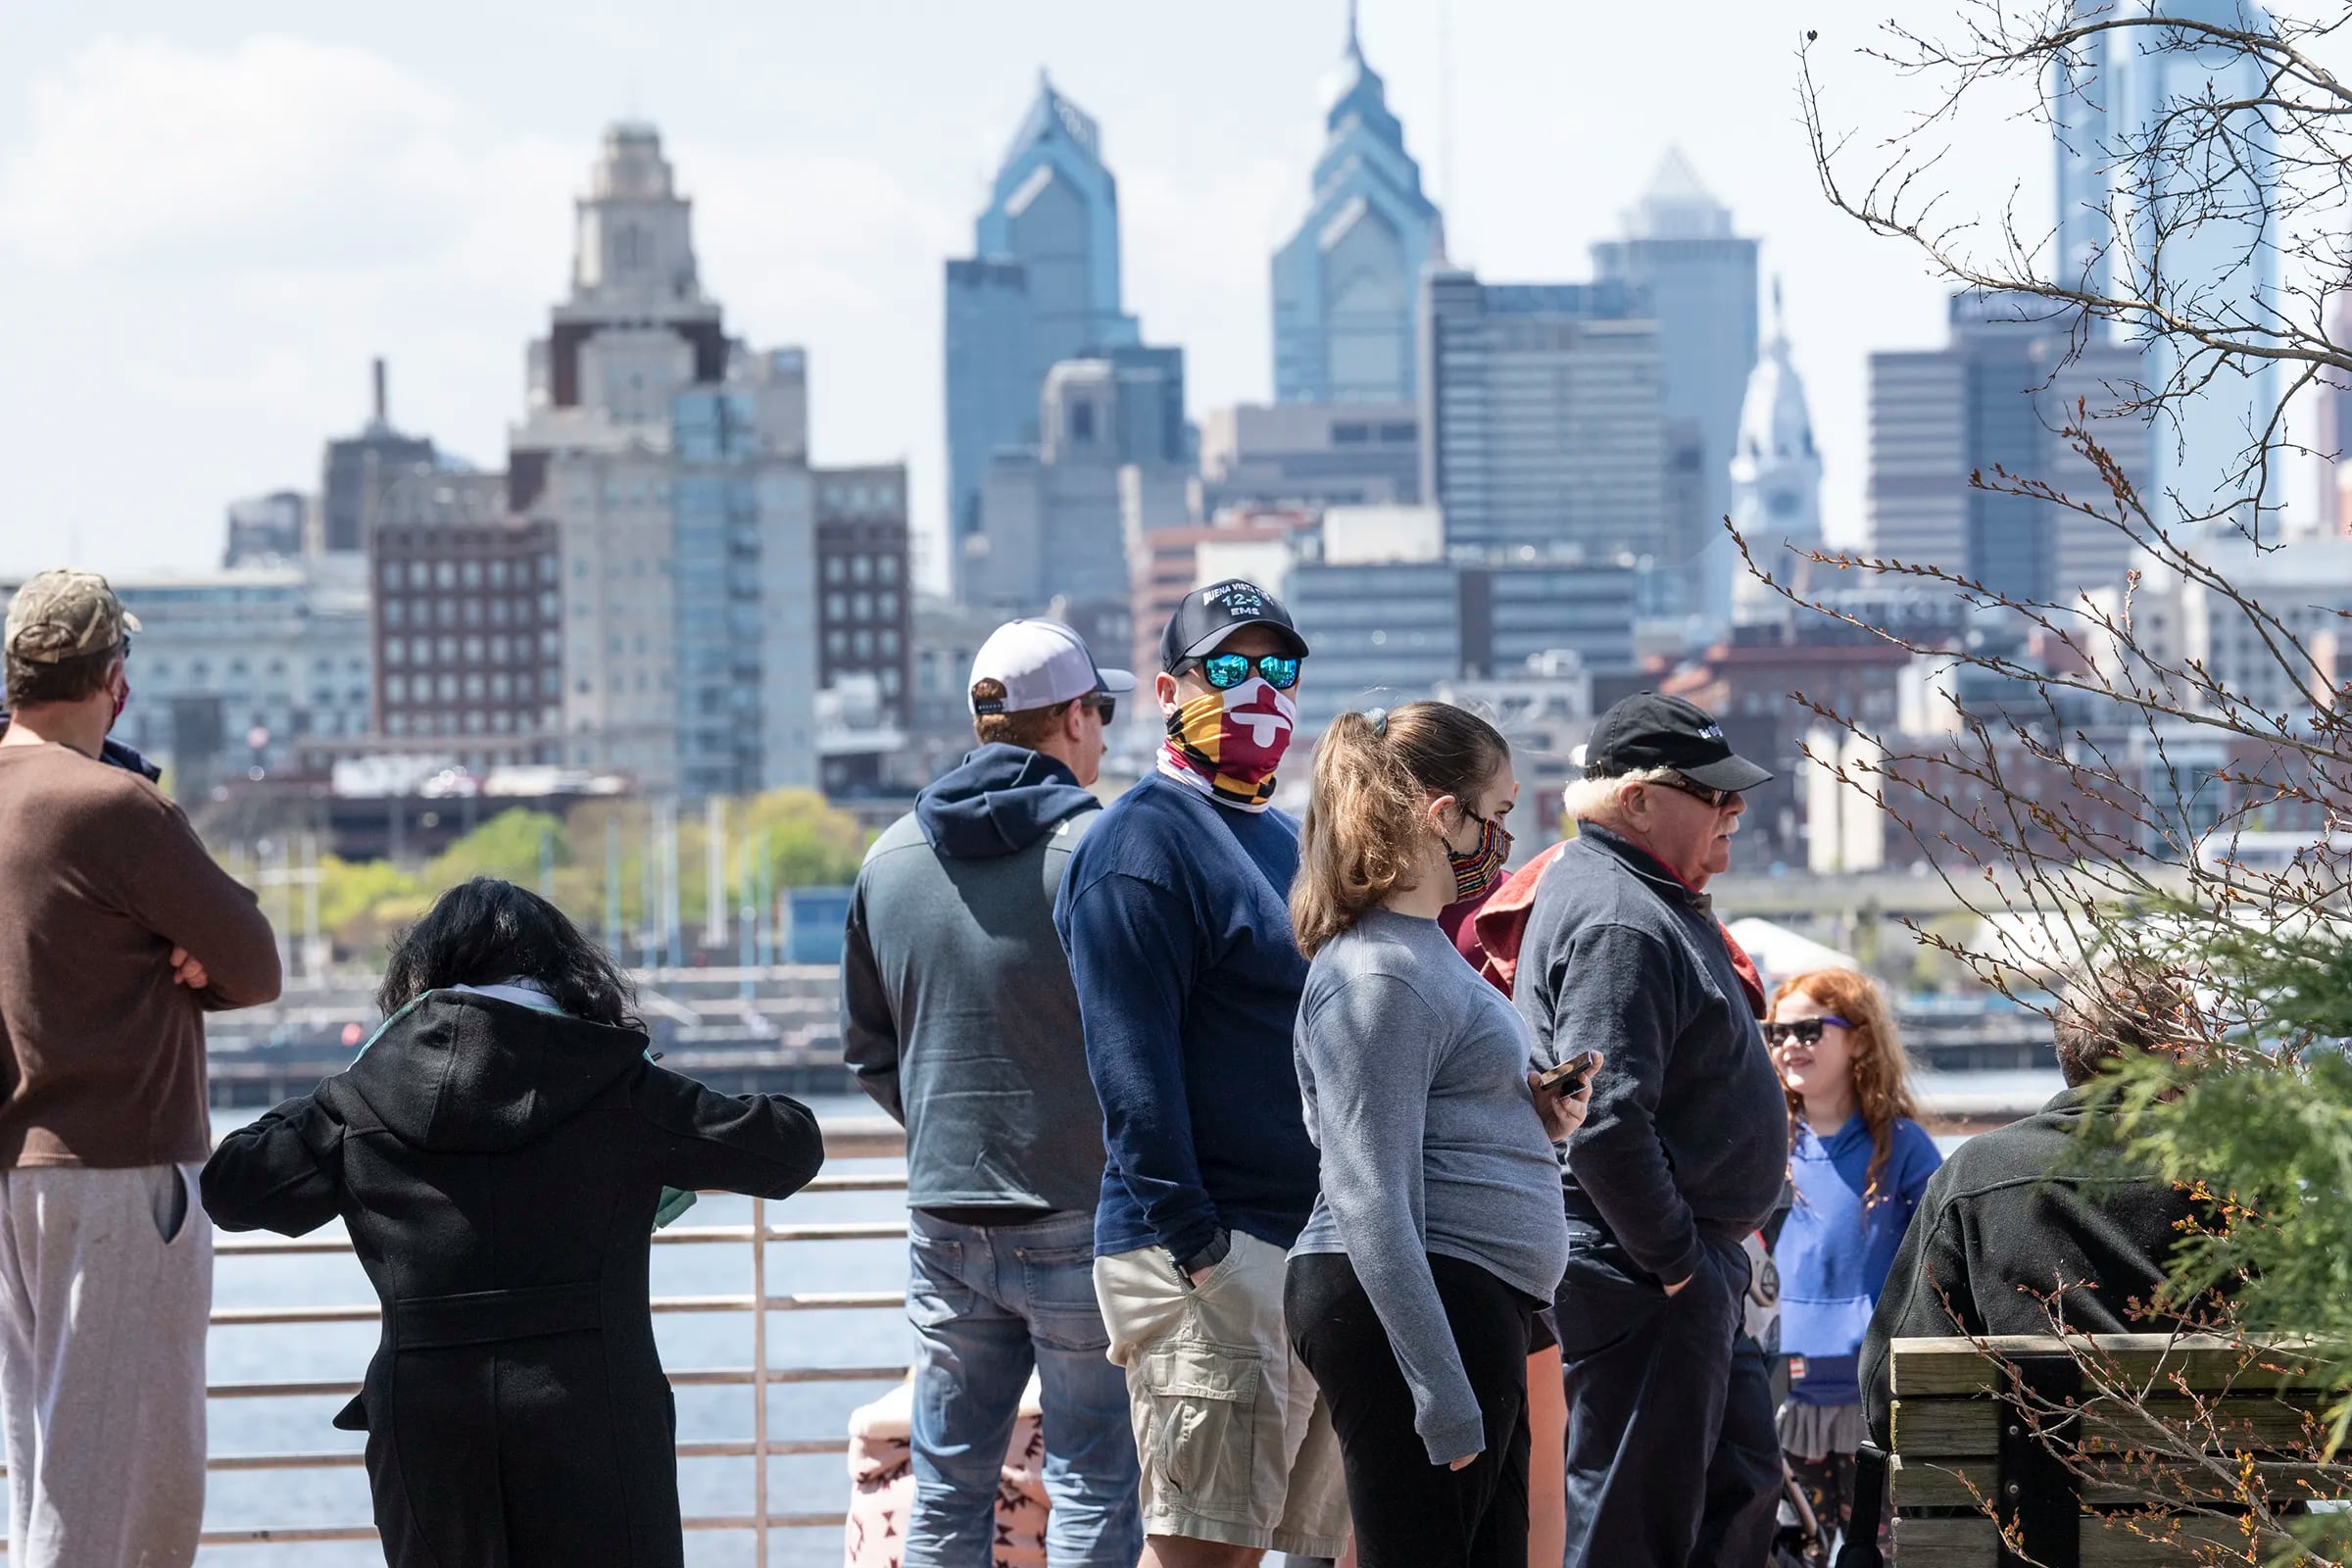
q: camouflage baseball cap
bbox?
[4,571,140,665]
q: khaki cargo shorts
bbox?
[1094,1230,1349,1557]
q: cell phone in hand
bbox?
[1537,1050,1599,1096]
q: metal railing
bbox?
[0,1119,911,1563]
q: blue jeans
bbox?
[905,1208,1142,1568]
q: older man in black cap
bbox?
[1514,691,1788,1568]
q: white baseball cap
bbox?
[968,618,1136,716]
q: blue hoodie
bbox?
[841,745,1107,1212]
[1054,772,1316,1263]
[1779,1113,1942,1406]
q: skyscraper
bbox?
[1270,1,1444,406]
[510,123,818,799]
[1592,150,1760,633]
[943,74,1141,564]
[963,349,1188,668]
[2067,0,2280,523]
[1867,292,2148,604]
[1730,281,1824,615]
[1420,270,1668,561]
[2049,4,2114,305]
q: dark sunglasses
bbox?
[1188,653,1302,691]
[1084,694,1117,724]
[1763,1017,1851,1048]
[1648,773,1741,809]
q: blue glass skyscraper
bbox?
[2049,3,2113,308]
[944,73,1139,569]
[1270,2,1444,406]
[2049,1,2280,524]
[2107,0,2280,525]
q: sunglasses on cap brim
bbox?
[1182,653,1302,690]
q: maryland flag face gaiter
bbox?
[1157,677,1297,812]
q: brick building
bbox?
[369,466,563,761]
[813,464,913,736]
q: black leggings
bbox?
[1286,1251,1537,1568]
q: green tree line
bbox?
[305,789,870,957]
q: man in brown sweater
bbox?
[0,570,280,1568]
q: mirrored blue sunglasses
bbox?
[1192,653,1301,691]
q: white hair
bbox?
[1559,765,1682,829]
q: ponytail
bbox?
[1290,701,1509,957]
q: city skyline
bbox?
[2,0,2339,591]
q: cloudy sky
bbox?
[0,0,2248,591]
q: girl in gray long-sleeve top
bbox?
[1283,701,1591,1568]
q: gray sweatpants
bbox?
[0,1163,211,1568]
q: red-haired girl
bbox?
[1765,967,1941,1555]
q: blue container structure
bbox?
[785,886,855,966]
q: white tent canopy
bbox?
[1725,917,1860,993]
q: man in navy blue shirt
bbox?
[1055,580,1348,1568]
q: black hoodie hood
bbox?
[913,743,1098,858]
[340,991,650,1154]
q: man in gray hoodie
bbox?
[841,617,1141,1568]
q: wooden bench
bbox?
[1881,1333,2346,1566]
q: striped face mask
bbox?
[1448,810,1513,902]
[1156,678,1296,812]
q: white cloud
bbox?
[0,34,479,270]
[0,31,963,580]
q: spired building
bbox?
[1592,151,1760,636]
[944,74,1142,569]
[1270,1,1444,406]
[1729,282,1825,618]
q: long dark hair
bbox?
[377,877,639,1030]
[1290,701,1509,957]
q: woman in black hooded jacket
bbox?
[202,877,826,1568]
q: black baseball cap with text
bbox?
[1583,691,1774,792]
[1159,578,1310,673]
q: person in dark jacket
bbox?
[201,878,824,1568]
[1857,960,2209,1453]
[841,616,1142,1568]
[1513,692,1788,1568]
